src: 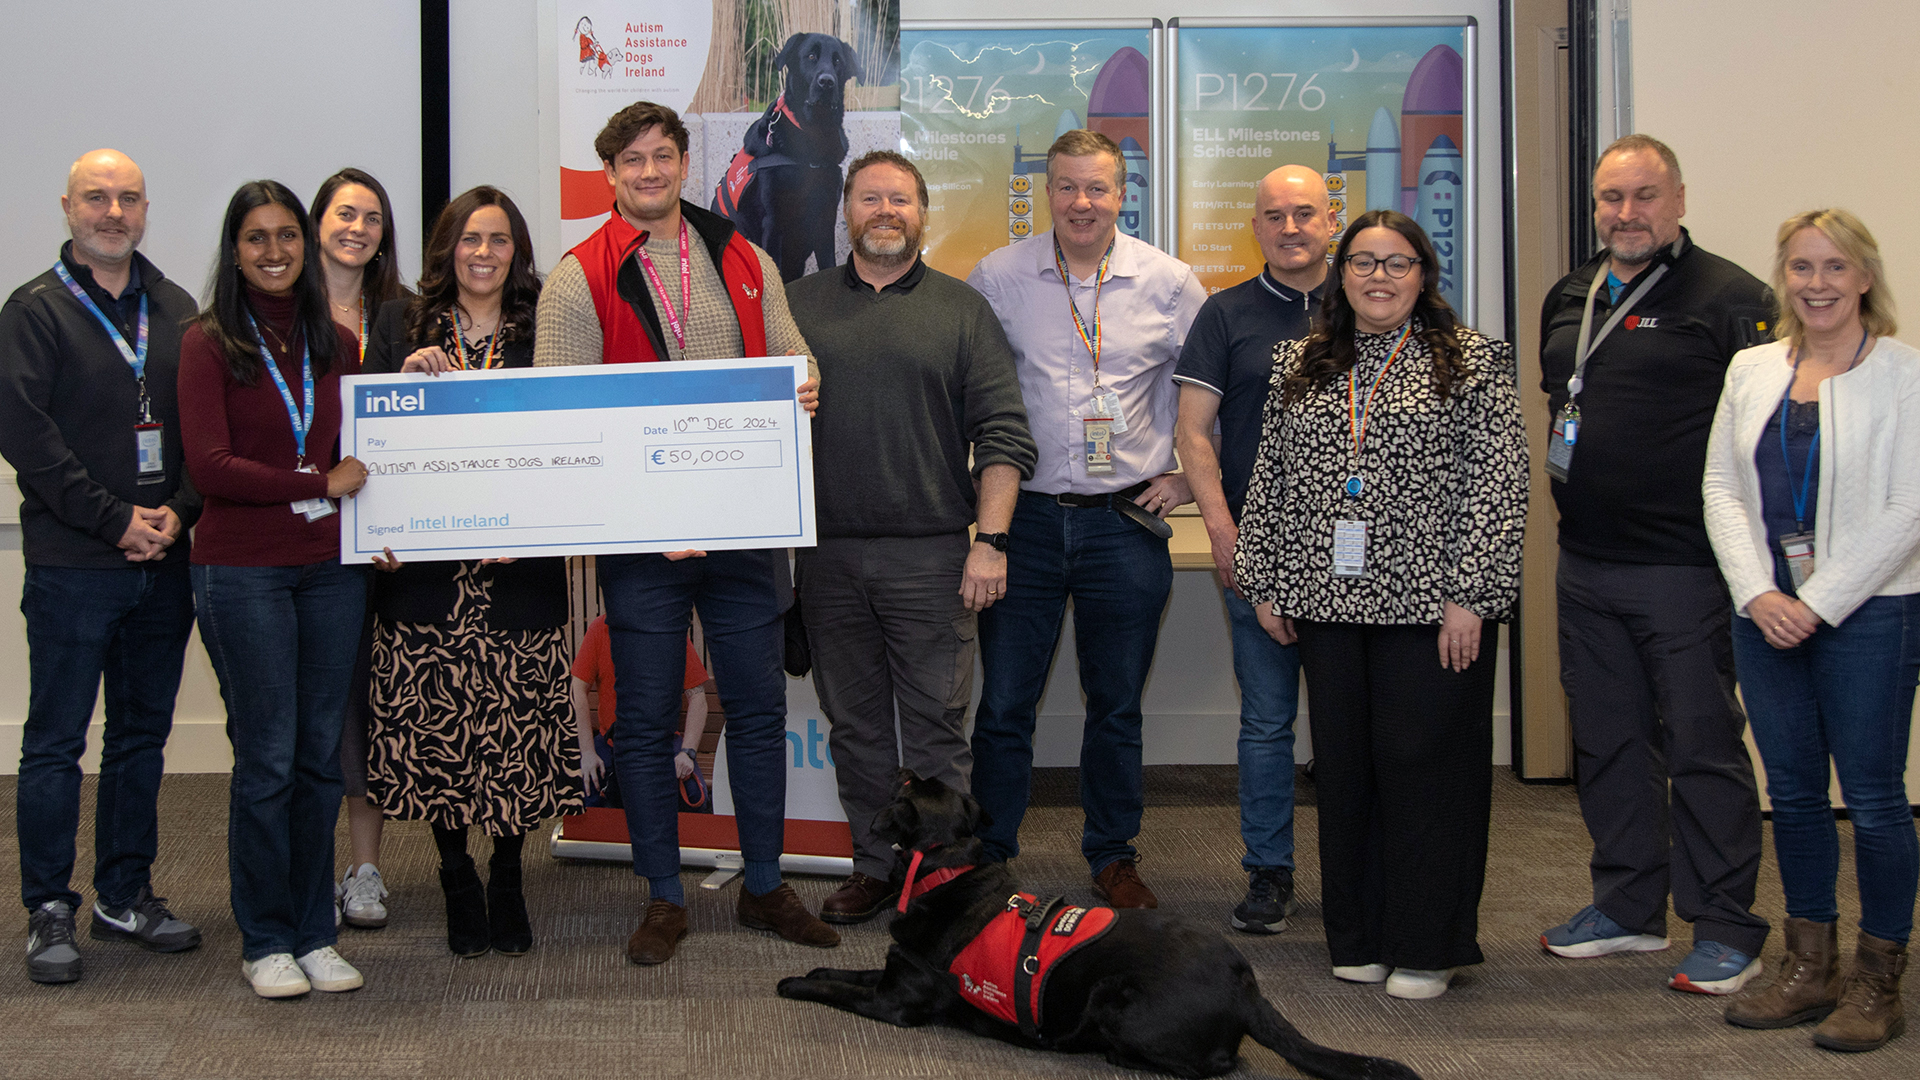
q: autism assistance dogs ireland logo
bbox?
[575,16,613,79]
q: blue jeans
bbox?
[1733,591,1920,944]
[972,493,1173,872]
[17,563,195,911]
[193,561,367,960]
[1224,588,1301,871]
[597,550,790,878]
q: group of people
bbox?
[2,104,1913,1054]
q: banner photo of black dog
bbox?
[555,2,900,282]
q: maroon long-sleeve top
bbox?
[179,289,359,566]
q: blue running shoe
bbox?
[1670,940,1763,995]
[1541,904,1671,958]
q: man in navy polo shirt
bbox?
[1173,164,1334,935]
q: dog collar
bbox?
[897,847,975,913]
[769,94,806,142]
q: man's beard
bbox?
[1605,224,1660,266]
[853,217,921,265]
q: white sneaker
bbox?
[1385,967,1456,999]
[295,946,364,992]
[337,864,390,929]
[1332,963,1390,984]
[242,953,311,998]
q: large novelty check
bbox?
[338,357,814,562]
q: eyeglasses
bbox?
[1344,254,1422,279]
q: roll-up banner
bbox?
[1169,19,1475,317]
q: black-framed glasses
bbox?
[1344,253,1422,279]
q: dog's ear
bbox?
[873,797,919,846]
[838,39,863,83]
[774,33,802,72]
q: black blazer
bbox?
[362,297,566,631]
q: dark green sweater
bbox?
[787,259,1035,538]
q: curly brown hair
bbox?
[1282,210,1471,407]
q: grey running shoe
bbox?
[90,885,201,952]
[27,900,83,984]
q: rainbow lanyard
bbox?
[1341,323,1414,498]
[636,219,692,353]
[1053,240,1114,383]
[451,309,504,370]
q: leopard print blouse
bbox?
[1233,317,1529,625]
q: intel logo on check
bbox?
[363,389,425,413]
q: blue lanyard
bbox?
[247,315,314,460]
[51,257,147,386]
[1780,329,1869,529]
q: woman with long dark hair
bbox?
[1234,209,1528,1000]
[311,167,405,933]
[178,180,370,998]
[360,187,591,958]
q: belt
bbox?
[1027,480,1151,508]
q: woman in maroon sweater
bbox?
[178,180,370,999]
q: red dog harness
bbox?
[713,96,805,218]
[949,894,1117,1037]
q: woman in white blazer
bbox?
[1703,208,1920,1052]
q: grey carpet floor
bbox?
[2,768,1914,1080]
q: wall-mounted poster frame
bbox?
[900,20,1163,278]
[1168,17,1489,331]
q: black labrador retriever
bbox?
[713,32,859,282]
[777,772,1423,1080]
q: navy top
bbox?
[1173,269,1325,520]
[1755,396,1820,593]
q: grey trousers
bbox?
[1556,549,1769,956]
[800,533,976,878]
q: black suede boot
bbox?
[487,859,533,956]
[438,852,491,958]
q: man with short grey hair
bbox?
[0,149,204,984]
[785,150,1035,923]
[965,130,1205,909]
[1536,134,1774,996]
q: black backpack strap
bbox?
[1010,895,1065,1039]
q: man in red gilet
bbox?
[535,101,829,965]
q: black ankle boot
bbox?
[439,857,490,958]
[487,858,533,956]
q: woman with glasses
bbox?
[359,187,592,959]
[178,180,370,997]
[1235,209,1528,1000]
[1704,209,1919,1052]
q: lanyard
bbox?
[354,294,367,362]
[53,261,151,421]
[636,220,692,353]
[451,310,504,370]
[248,314,314,460]
[1054,240,1114,383]
[1780,328,1870,528]
[1346,323,1415,464]
[1566,242,1678,399]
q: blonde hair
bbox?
[1770,208,1897,345]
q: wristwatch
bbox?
[973,531,1010,552]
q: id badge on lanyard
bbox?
[135,423,165,485]
[1083,419,1116,475]
[1331,519,1368,578]
[1781,531,1816,589]
[1545,404,1578,483]
[1553,256,1671,484]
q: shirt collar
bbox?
[843,254,927,294]
[1258,267,1325,305]
[59,240,145,301]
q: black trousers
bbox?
[1297,619,1495,971]
[1555,550,1767,955]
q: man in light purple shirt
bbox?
[965,130,1205,908]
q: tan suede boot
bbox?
[1813,931,1907,1052]
[1726,918,1841,1029]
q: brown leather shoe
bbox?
[1092,859,1158,909]
[738,883,841,947]
[820,872,900,925]
[1814,931,1907,1052]
[626,900,688,965]
[1726,918,1841,1029]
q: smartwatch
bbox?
[973,531,1010,552]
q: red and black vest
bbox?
[568,203,768,365]
[948,893,1117,1037]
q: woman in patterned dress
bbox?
[360,187,599,957]
[1234,209,1529,1001]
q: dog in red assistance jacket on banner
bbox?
[777,771,1423,1080]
